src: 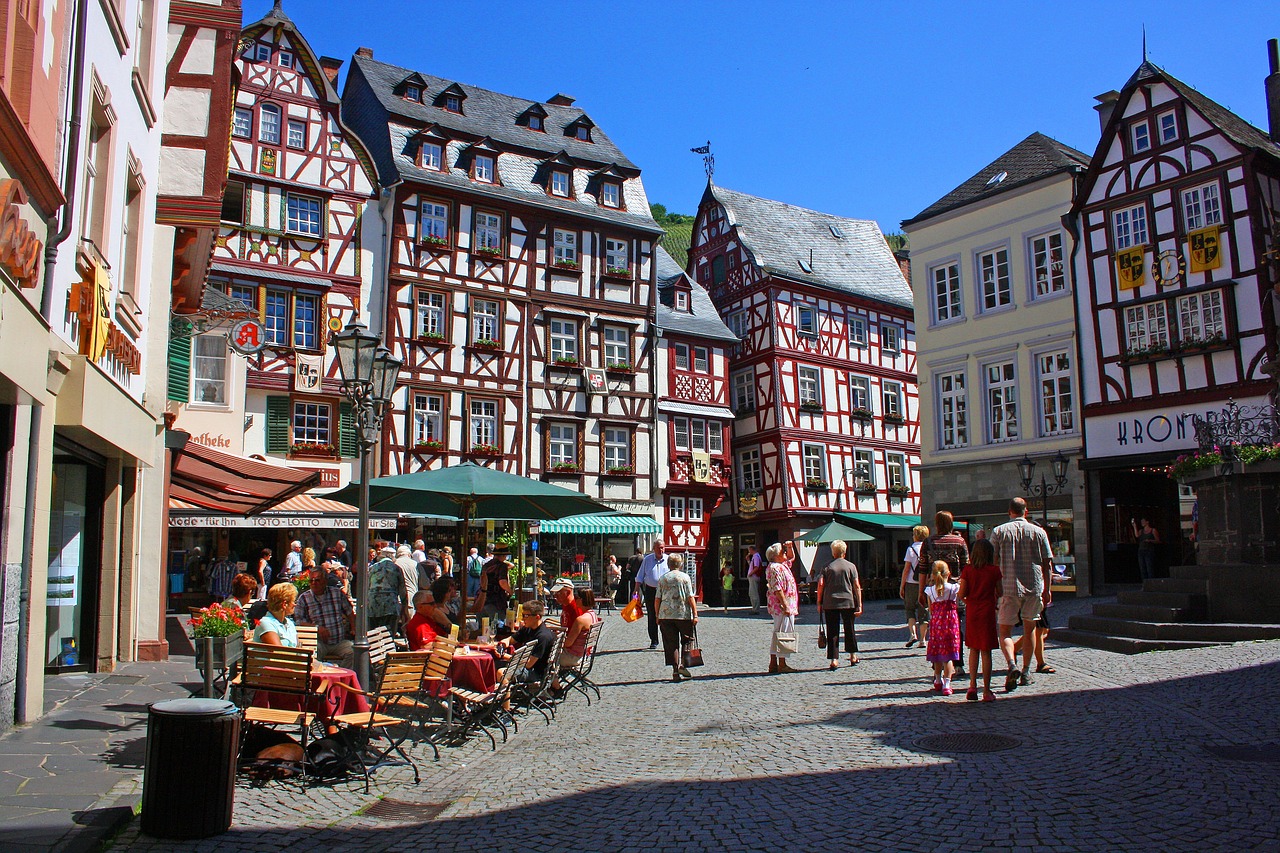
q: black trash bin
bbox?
[141,698,241,839]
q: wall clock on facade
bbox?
[1156,249,1185,285]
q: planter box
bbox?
[550,263,582,274]
[601,468,636,478]
[416,335,450,347]
[419,239,451,252]
[194,633,244,677]
[549,360,582,370]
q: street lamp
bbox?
[1017,450,1070,528]
[332,320,402,690]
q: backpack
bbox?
[923,535,967,581]
[467,555,484,578]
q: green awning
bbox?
[799,520,876,545]
[538,513,661,535]
[836,512,924,530]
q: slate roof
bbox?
[903,133,1089,228]
[1128,61,1280,160]
[654,246,738,342]
[704,184,912,309]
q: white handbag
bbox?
[773,631,799,656]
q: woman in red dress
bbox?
[959,538,1001,702]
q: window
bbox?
[688,497,704,521]
[277,50,293,69]
[707,420,723,453]
[552,228,577,265]
[690,418,706,452]
[416,290,446,338]
[549,318,578,362]
[797,304,817,336]
[978,247,1011,310]
[1158,110,1178,144]
[732,370,756,410]
[673,343,689,370]
[601,181,621,208]
[802,443,827,484]
[1037,350,1074,436]
[1113,204,1148,249]
[603,326,630,366]
[604,427,630,469]
[421,141,443,170]
[881,324,901,354]
[420,201,448,242]
[938,371,968,449]
[985,361,1019,443]
[119,166,144,300]
[253,42,271,62]
[264,289,325,350]
[605,238,628,272]
[887,453,907,490]
[286,119,306,149]
[221,180,245,224]
[232,107,251,138]
[548,423,577,466]
[227,283,256,310]
[259,103,281,144]
[528,115,544,132]
[286,194,322,236]
[854,449,874,489]
[675,291,688,311]
[693,347,709,373]
[575,124,590,141]
[798,366,821,405]
[850,375,871,413]
[293,292,319,350]
[474,212,502,253]
[673,417,689,451]
[848,314,868,348]
[668,496,685,521]
[469,398,497,447]
[728,310,748,340]
[738,448,762,492]
[471,298,499,343]
[292,401,332,446]
[83,109,111,247]
[444,94,461,113]
[191,335,228,405]
[413,393,444,443]
[1177,290,1225,344]
[1031,232,1066,297]
[711,255,727,287]
[931,263,961,322]
[550,170,571,197]
[1182,183,1222,231]
[882,380,903,419]
[264,290,288,346]
[1131,121,1151,153]
[403,85,421,102]
[1124,302,1169,354]
[473,154,495,183]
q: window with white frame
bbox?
[293,292,319,350]
[668,496,685,521]
[978,247,1011,310]
[1031,232,1066,296]
[264,290,288,346]
[848,314,868,348]
[277,50,293,69]
[882,380,903,419]
[252,42,271,62]
[1113,204,1148,250]
[603,326,629,367]
[549,318,578,362]
[688,497,704,521]
[286,194,322,236]
[673,417,689,451]
[548,423,577,466]
[403,85,421,102]
[738,448,762,492]
[798,366,821,405]
[932,263,961,322]
[676,292,688,310]
[191,335,228,405]
[226,283,256,310]
[421,201,448,241]
[797,304,817,336]
[1131,121,1151,153]
[444,94,461,113]
[881,323,901,353]
[473,154,495,183]
[1158,110,1178,144]
[469,398,497,447]
[421,142,443,170]
[887,453,907,489]
[1037,350,1074,436]
[259,103,281,144]
[673,343,690,370]
[985,361,1019,443]
[938,371,968,449]
[292,401,332,446]
[232,107,251,138]
[1177,290,1225,344]
[475,212,501,253]
[416,291,446,338]
[1124,302,1169,354]
[600,181,621,208]
[550,170,570,197]
[604,427,630,469]
[471,298,499,343]
[690,418,706,452]
[286,119,306,149]
[728,310,748,340]
[854,449,874,488]
[708,420,723,453]
[802,443,827,485]
[605,238,628,272]
[850,375,871,413]
[552,228,577,265]
[1182,182,1223,231]
[413,393,444,443]
[732,370,756,410]
[693,347,709,373]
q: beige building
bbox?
[903,132,1093,594]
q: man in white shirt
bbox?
[746,545,765,615]
[633,541,669,650]
[411,539,427,565]
[395,545,420,624]
[283,540,303,579]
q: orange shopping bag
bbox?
[620,594,643,623]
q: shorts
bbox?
[560,651,583,669]
[998,592,1044,626]
[903,583,928,622]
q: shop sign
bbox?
[738,493,758,519]
[585,368,606,395]
[189,432,234,449]
[1084,394,1271,459]
[0,180,43,288]
[170,514,397,529]
[297,466,340,489]
[229,319,267,355]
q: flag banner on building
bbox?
[294,353,324,392]
[585,367,606,395]
[691,451,711,483]
[1188,225,1221,273]
[1116,246,1146,290]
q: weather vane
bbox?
[691,141,714,180]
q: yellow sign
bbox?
[738,493,758,519]
[1115,246,1146,290]
[691,451,711,483]
[1188,225,1221,273]
[84,262,111,361]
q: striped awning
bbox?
[537,513,661,535]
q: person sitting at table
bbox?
[294,568,355,669]
[498,601,555,682]
[555,587,600,694]
[550,577,584,627]
[403,590,439,651]
[223,572,259,616]
[252,583,299,647]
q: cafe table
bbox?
[449,648,497,693]
[252,661,369,724]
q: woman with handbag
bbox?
[818,540,863,669]
[766,541,799,673]
[655,554,698,683]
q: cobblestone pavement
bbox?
[108,596,1280,852]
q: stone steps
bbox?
[1067,614,1280,642]
[1092,602,1187,622]
[1145,577,1208,594]
[1051,628,1221,654]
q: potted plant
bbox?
[292,573,311,595]
[549,461,581,473]
[474,245,502,258]
[552,258,580,271]
[420,233,450,249]
[883,413,906,425]
[800,400,824,414]
[853,478,877,494]
[552,356,581,367]
[415,439,445,452]
[418,331,448,345]
[851,407,873,421]
[472,338,501,350]
[888,484,912,497]
[470,443,502,456]
[290,441,335,457]
[190,602,246,675]
[604,265,631,278]
[605,464,635,476]
[1122,340,1171,362]
[805,477,828,491]
[606,362,633,373]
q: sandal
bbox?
[1036,664,1057,674]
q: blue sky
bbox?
[252,1,1278,234]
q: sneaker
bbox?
[941,687,954,696]
[678,666,692,678]
[1004,667,1020,693]
[1020,669,1033,687]
[648,643,659,650]
[965,688,978,701]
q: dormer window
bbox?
[676,291,688,311]
[1131,121,1151,153]
[575,125,590,141]
[278,50,293,69]
[473,154,495,183]
[404,85,421,102]
[600,181,620,208]
[529,115,544,132]
[444,94,461,113]
[1157,109,1178,144]
[566,117,594,143]
[421,141,443,170]
[252,43,271,63]
[550,170,571,198]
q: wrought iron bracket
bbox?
[1192,398,1280,453]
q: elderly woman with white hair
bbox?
[766,541,799,673]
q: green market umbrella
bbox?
[800,519,876,546]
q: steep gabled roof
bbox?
[703,184,912,309]
[655,246,738,342]
[903,133,1089,228]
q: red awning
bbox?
[167,432,319,516]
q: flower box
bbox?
[853,480,877,494]
[471,339,501,351]
[851,408,873,422]
[602,266,632,280]
[474,246,503,259]
[290,442,335,457]
[735,407,755,419]
[469,444,503,457]
[551,260,581,272]
[194,632,244,677]
[1121,343,1172,364]
[805,479,828,492]
[550,358,582,368]
[419,235,450,250]
[549,462,581,474]
[417,333,449,347]
[887,485,912,497]
[799,401,824,414]
[603,465,635,477]
[883,414,906,425]
[415,439,445,452]
[605,362,634,374]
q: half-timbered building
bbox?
[691,184,919,590]
[653,246,737,597]
[341,49,665,569]
[1071,60,1280,584]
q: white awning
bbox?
[655,400,735,419]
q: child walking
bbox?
[958,539,1001,702]
[925,560,961,695]
[720,562,735,612]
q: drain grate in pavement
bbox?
[1203,743,1280,763]
[915,732,1021,754]
[362,799,449,821]
[103,675,145,684]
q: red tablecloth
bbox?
[253,664,369,723]
[449,651,496,693]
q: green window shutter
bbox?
[339,401,357,458]
[166,334,191,402]
[266,396,291,454]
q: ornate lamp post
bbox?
[331,320,401,689]
[1017,450,1070,528]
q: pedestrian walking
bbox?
[991,497,1054,692]
[720,560,735,611]
[925,561,961,695]
[621,549,643,605]
[817,540,862,669]
[465,547,485,600]
[919,511,969,677]
[1132,517,1160,581]
[958,538,1001,702]
[655,554,698,683]
[252,548,273,601]
[634,541,669,650]
[765,541,799,674]
[899,524,929,648]
[367,545,404,633]
[746,545,765,615]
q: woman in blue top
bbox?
[252,583,299,647]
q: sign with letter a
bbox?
[294,353,324,393]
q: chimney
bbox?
[355,46,373,59]
[319,56,342,86]
[547,93,575,107]
[1267,38,1280,143]
[1094,90,1121,133]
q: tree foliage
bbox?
[650,203,694,226]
